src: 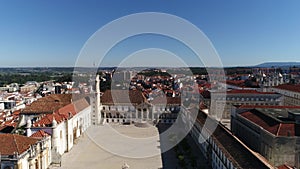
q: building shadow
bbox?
[156,123,211,169]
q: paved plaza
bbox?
[52,124,163,169]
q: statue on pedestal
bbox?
[122,162,130,169]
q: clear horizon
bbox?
[2,61,300,68]
[0,0,299,67]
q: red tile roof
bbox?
[238,105,300,109]
[73,98,90,112]
[33,113,65,127]
[32,98,89,127]
[3,119,18,127]
[21,94,89,114]
[57,103,76,118]
[101,90,145,105]
[241,110,280,135]
[277,164,294,169]
[42,94,73,102]
[30,130,50,138]
[227,89,276,95]
[196,110,271,169]
[150,96,181,105]
[277,123,295,136]
[0,134,40,155]
[240,110,296,136]
[226,80,245,87]
[21,94,73,114]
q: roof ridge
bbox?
[276,123,282,136]
[31,129,50,138]
[12,134,20,154]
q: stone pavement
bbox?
[51,124,163,169]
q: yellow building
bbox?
[0,134,51,169]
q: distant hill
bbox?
[255,62,300,68]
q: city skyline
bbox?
[0,0,300,67]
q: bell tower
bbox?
[91,74,102,125]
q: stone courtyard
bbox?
[51,124,163,169]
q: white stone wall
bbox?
[53,121,67,155]
[52,105,91,154]
[269,87,300,106]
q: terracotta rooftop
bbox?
[73,98,90,112]
[240,109,299,137]
[30,130,50,138]
[274,84,300,93]
[57,103,76,119]
[32,98,89,127]
[21,94,72,114]
[226,80,245,87]
[241,110,280,135]
[227,89,276,95]
[196,110,272,169]
[238,105,300,109]
[101,90,145,105]
[21,94,88,114]
[33,112,64,127]
[0,134,40,155]
[277,164,294,169]
[0,111,19,130]
[150,96,181,105]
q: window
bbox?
[60,130,63,139]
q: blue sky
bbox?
[0,0,299,67]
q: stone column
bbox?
[146,109,149,121]
[152,106,155,121]
[135,109,138,122]
[141,109,144,122]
